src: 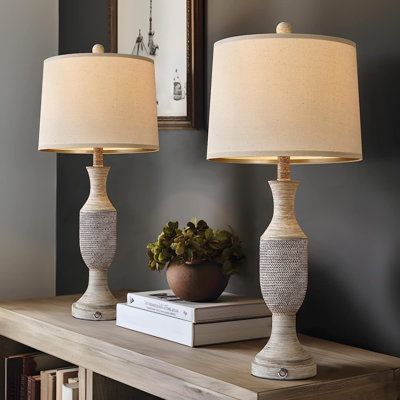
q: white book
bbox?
[56,367,78,400]
[116,303,271,347]
[127,290,270,323]
[61,382,78,400]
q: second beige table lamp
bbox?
[207,22,362,380]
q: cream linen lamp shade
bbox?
[207,31,362,164]
[39,51,159,153]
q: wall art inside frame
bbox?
[112,0,203,129]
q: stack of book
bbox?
[5,352,79,400]
[116,290,272,347]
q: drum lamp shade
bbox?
[207,33,362,164]
[38,52,159,154]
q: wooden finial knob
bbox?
[92,44,105,54]
[276,22,293,34]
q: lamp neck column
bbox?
[93,147,104,167]
[277,156,291,181]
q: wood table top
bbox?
[0,294,398,400]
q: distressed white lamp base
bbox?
[72,148,118,321]
[251,156,317,380]
[72,270,118,321]
[252,315,316,379]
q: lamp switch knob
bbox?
[278,368,289,378]
[93,311,102,320]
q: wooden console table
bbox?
[0,295,398,400]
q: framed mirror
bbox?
[109,0,204,130]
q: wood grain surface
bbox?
[0,295,398,400]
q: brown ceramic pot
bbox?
[166,261,229,302]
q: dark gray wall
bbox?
[58,0,400,357]
[0,0,58,299]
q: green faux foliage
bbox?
[147,219,244,276]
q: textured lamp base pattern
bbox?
[251,180,317,380]
[72,166,118,321]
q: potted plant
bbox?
[147,219,244,302]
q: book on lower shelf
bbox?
[41,369,57,400]
[27,375,40,400]
[127,289,270,322]
[5,352,71,400]
[5,351,78,400]
[56,367,78,400]
[61,381,79,400]
[116,302,272,347]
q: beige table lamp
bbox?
[207,22,362,380]
[39,44,158,321]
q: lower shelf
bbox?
[0,337,161,400]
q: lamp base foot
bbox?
[71,269,118,321]
[251,356,316,380]
[72,299,117,321]
[251,315,317,380]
